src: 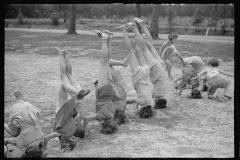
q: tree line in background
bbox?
[5,4,234,20]
[5,4,234,37]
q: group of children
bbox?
[158,31,233,101]
[4,17,233,157]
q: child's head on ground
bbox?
[138,105,153,118]
[191,88,203,99]
[100,118,118,134]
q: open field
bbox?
[4,30,234,157]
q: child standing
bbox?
[159,33,182,79]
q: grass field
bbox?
[5,18,234,36]
[4,30,234,157]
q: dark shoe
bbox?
[154,99,167,109]
[77,89,90,100]
[93,30,109,42]
[201,85,208,92]
[93,30,103,38]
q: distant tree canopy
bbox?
[5,4,234,20]
[193,6,204,32]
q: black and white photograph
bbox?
[4,3,235,158]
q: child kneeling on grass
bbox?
[194,58,233,102]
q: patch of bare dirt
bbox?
[4,33,234,158]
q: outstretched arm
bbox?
[42,132,61,151]
[171,45,185,66]
[219,69,234,77]
[175,51,185,66]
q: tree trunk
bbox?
[67,4,77,35]
[214,20,217,34]
[167,5,175,33]
[136,4,141,18]
[169,20,173,33]
[135,4,142,34]
[150,4,160,39]
[64,11,67,23]
[17,8,23,24]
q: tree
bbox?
[141,4,153,17]
[64,10,67,23]
[136,4,141,18]
[210,4,221,34]
[166,4,177,33]
[90,4,104,19]
[219,4,228,34]
[5,4,18,18]
[135,4,142,34]
[180,4,196,17]
[67,4,77,35]
[41,4,53,18]
[193,6,204,32]
[16,8,24,24]
[150,4,160,39]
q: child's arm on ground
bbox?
[219,69,234,77]
[42,132,61,151]
[83,114,98,133]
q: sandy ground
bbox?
[4,31,234,158]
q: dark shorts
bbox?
[96,101,115,121]
[95,82,116,121]
[207,75,228,95]
[54,97,78,139]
